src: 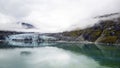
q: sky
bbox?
[0,0,120,33]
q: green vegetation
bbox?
[96,36,118,43]
[63,30,83,37]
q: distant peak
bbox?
[17,22,35,29]
[94,12,120,19]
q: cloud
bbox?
[0,0,120,33]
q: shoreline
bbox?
[2,39,120,46]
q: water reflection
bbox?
[51,43,120,68]
[0,47,109,68]
[20,51,32,56]
[6,40,57,47]
[0,42,120,68]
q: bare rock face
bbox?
[76,35,85,41]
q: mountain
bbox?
[18,22,35,29]
[1,13,120,45]
[61,13,120,44]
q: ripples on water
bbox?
[0,42,120,68]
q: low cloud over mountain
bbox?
[0,0,120,33]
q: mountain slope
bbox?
[61,13,120,44]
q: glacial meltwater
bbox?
[0,42,120,68]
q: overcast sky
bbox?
[0,0,120,33]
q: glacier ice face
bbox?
[5,33,57,46]
[6,33,56,41]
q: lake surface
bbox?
[0,42,120,68]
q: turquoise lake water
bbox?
[0,42,120,68]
